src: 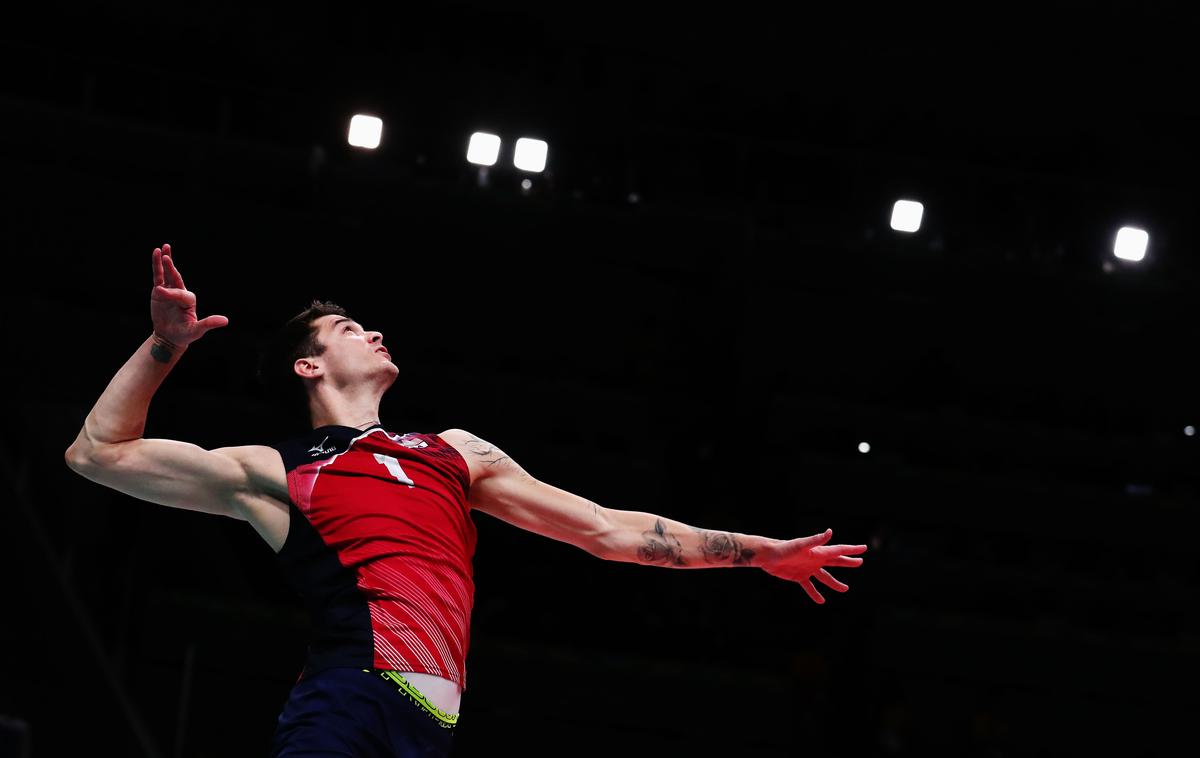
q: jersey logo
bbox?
[397,434,428,449]
[308,435,337,456]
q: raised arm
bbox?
[64,243,253,520]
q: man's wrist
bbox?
[150,332,184,363]
[740,534,781,567]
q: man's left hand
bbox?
[758,529,867,604]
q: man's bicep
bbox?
[67,437,255,520]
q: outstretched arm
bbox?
[443,428,867,604]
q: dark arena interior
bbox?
[1,2,1196,756]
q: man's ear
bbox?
[294,357,322,379]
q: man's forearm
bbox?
[600,509,777,568]
[68,332,187,453]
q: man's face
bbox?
[297,314,398,388]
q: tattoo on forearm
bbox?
[635,520,757,567]
[638,518,688,566]
[690,526,756,565]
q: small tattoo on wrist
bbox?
[150,333,178,363]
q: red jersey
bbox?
[267,423,477,690]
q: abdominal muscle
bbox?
[397,671,462,714]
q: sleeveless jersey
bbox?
[267,423,477,692]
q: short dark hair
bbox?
[255,299,350,425]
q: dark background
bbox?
[2,1,1197,756]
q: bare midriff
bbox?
[398,670,462,714]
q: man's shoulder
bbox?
[434,429,475,466]
[227,441,287,470]
[436,428,469,444]
[431,429,491,490]
[210,444,290,505]
[211,443,283,467]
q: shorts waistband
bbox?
[361,669,459,729]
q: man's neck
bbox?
[310,415,383,430]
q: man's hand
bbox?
[758,528,867,604]
[150,243,228,347]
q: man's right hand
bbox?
[150,243,229,346]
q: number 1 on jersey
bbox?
[373,453,416,486]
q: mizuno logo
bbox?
[308,435,337,456]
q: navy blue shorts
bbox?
[269,667,458,757]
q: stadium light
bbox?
[513,138,548,172]
[1113,226,1149,262]
[347,114,383,149]
[890,199,923,232]
[467,132,501,166]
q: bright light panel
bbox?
[513,138,548,172]
[467,132,501,166]
[1114,226,1148,262]
[348,114,383,149]
[890,200,923,232]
